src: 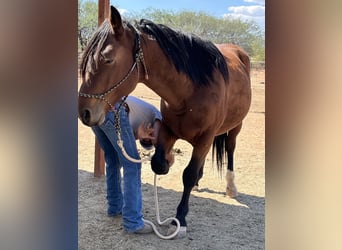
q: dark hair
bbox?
[139,139,153,150]
[137,19,229,86]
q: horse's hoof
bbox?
[226,186,238,198]
[167,225,187,239]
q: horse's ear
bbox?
[109,6,123,36]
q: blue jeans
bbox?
[92,104,144,232]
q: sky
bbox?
[110,0,265,30]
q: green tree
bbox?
[79,6,264,61]
[126,8,264,61]
[78,0,98,51]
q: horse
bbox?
[78,6,251,237]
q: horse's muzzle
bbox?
[78,106,105,127]
[79,108,91,126]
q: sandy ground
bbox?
[78,69,265,249]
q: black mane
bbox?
[80,20,113,78]
[137,19,229,86]
[80,18,229,86]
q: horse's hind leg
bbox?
[192,163,204,191]
[225,123,242,198]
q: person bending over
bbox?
[92,95,173,234]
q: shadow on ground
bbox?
[78,170,264,250]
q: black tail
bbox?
[212,133,228,175]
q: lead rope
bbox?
[143,175,181,240]
[114,102,180,239]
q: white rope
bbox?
[117,138,181,239]
[117,139,142,163]
[143,174,181,240]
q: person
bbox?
[91,95,163,234]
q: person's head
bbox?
[137,122,155,143]
[139,138,154,150]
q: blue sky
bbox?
[110,0,265,30]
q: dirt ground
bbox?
[78,69,265,249]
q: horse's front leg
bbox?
[176,158,204,225]
[171,141,212,237]
[151,123,176,175]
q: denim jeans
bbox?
[92,104,144,232]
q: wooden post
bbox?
[98,0,110,25]
[94,0,110,177]
[94,139,105,177]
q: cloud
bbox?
[223,4,265,29]
[118,8,129,15]
[244,0,265,4]
[228,5,265,17]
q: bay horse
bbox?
[78,6,251,236]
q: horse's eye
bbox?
[103,58,114,64]
[104,59,114,64]
[99,53,113,65]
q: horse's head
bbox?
[78,6,141,126]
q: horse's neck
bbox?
[140,35,193,109]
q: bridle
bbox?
[78,23,148,110]
[78,22,150,151]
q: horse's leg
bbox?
[225,123,242,198]
[151,123,176,175]
[192,163,204,191]
[174,157,204,229]
[167,158,203,238]
[172,141,212,233]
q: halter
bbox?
[78,24,149,109]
